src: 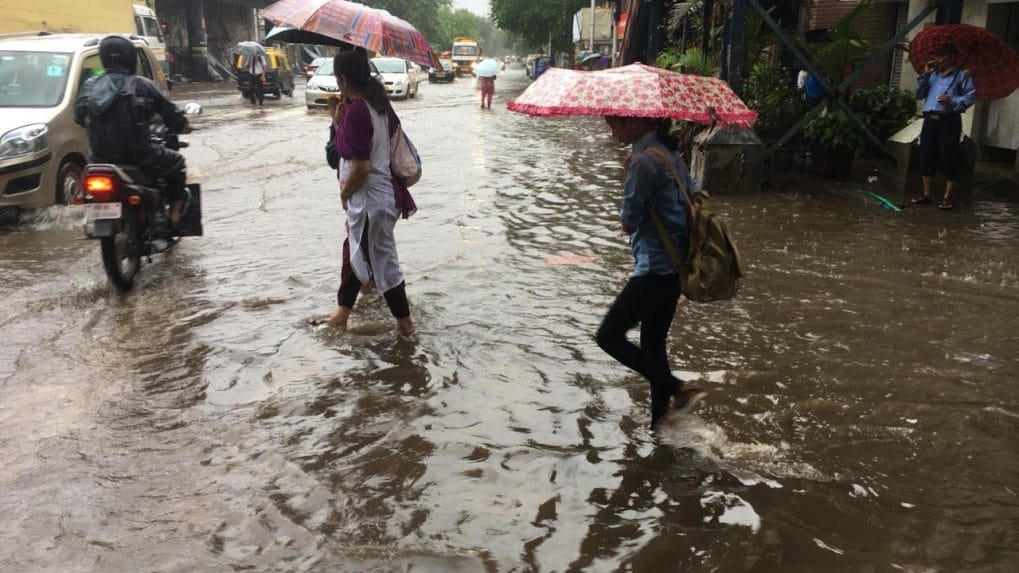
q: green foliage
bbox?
[656,47,683,71]
[491,0,588,53]
[804,106,864,151]
[677,48,716,77]
[435,6,511,55]
[804,85,917,152]
[808,0,874,91]
[849,85,917,142]
[743,61,801,143]
[657,47,716,77]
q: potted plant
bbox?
[849,85,917,156]
[804,106,864,177]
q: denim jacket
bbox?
[621,131,697,277]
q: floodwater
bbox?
[1,69,1017,572]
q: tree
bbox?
[491,0,588,54]
[434,7,512,55]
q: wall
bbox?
[0,0,139,35]
[805,0,905,90]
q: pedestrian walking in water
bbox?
[313,50,417,335]
[480,75,495,109]
[245,53,266,108]
[596,116,703,430]
[912,43,976,210]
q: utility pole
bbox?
[611,1,618,66]
[590,0,596,52]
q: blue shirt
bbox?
[916,68,976,113]
[621,132,698,277]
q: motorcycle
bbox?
[82,102,203,291]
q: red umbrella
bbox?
[909,24,1019,101]
[507,63,757,129]
[259,0,441,70]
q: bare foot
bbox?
[397,317,416,336]
[310,306,351,330]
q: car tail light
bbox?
[85,174,116,201]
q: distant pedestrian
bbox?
[596,115,704,431]
[480,75,495,109]
[312,50,417,336]
[798,69,825,108]
[245,53,266,108]
[912,43,976,210]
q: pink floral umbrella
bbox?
[508,63,757,129]
[259,0,441,70]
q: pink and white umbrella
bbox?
[508,63,757,129]
[259,0,441,70]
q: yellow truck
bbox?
[450,36,480,76]
[0,1,167,74]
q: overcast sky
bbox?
[453,0,491,17]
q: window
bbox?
[142,17,163,42]
[0,51,73,107]
[136,50,154,80]
[77,53,103,94]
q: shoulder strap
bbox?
[641,146,696,274]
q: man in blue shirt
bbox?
[913,43,976,210]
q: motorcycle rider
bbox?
[74,35,190,230]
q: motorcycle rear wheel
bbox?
[101,214,142,291]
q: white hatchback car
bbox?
[370,57,419,100]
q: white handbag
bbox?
[390,126,422,187]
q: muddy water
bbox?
[1,69,1017,572]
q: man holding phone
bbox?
[913,43,976,210]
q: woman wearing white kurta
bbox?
[317,51,415,336]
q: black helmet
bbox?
[99,35,137,74]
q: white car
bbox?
[305,59,382,110]
[371,57,419,100]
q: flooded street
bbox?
[1,68,1017,572]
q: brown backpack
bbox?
[644,146,744,303]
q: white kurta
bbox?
[339,104,404,293]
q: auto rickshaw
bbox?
[233,43,295,99]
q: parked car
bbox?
[0,33,167,209]
[234,47,295,98]
[371,57,419,100]
[525,54,540,78]
[428,60,455,83]
[305,59,381,110]
[304,56,329,79]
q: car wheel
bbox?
[56,158,84,205]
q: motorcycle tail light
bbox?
[85,174,116,201]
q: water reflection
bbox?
[0,71,1016,571]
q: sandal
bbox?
[937,200,954,210]
[910,195,933,205]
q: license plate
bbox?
[85,202,122,221]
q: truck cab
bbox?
[450,37,480,76]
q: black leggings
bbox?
[337,219,410,319]
[596,273,682,426]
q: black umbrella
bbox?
[263,25,354,49]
